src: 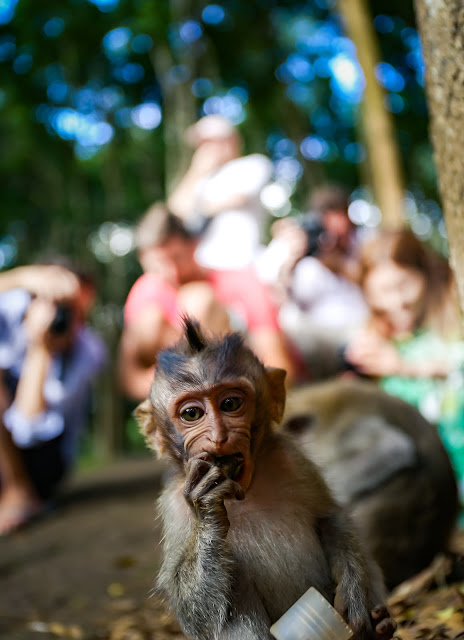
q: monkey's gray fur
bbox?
[284,379,458,589]
[137,320,393,640]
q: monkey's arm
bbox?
[159,458,271,640]
[158,515,234,638]
[318,511,394,640]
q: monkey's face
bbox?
[168,377,257,491]
[137,319,287,493]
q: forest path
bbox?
[1,457,464,640]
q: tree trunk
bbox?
[337,0,405,228]
[150,0,198,197]
[414,0,464,317]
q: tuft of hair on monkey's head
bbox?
[136,316,287,463]
[153,316,269,400]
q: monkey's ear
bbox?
[134,399,166,456]
[265,367,287,423]
[134,399,155,436]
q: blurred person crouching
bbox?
[0,260,106,534]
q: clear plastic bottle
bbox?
[270,587,353,640]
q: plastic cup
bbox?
[270,587,354,640]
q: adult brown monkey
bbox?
[283,380,459,590]
[136,318,395,640]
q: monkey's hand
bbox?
[370,605,396,640]
[184,453,245,537]
[334,594,396,640]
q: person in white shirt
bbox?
[168,115,272,270]
[257,184,369,379]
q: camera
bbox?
[49,304,73,335]
[299,212,329,257]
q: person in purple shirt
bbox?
[0,261,106,534]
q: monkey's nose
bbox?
[209,430,228,447]
[205,425,230,456]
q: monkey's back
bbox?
[284,379,459,588]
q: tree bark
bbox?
[337,0,405,228]
[150,0,200,197]
[414,0,464,316]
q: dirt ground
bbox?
[1,456,464,640]
[0,456,174,640]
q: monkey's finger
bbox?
[192,452,215,463]
[232,481,245,501]
[189,465,226,502]
[184,458,214,496]
[371,605,389,622]
[222,479,245,501]
[208,478,245,503]
[374,618,397,639]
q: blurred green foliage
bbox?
[0,0,437,263]
[0,0,443,456]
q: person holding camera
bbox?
[257,184,368,379]
[0,262,106,534]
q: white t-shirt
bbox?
[279,256,369,332]
[194,154,272,270]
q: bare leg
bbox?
[0,384,42,534]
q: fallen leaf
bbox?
[108,583,126,598]
[436,608,456,621]
[49,622,67,636]
[113,555,137,569]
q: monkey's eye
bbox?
[220,397,243,412]
[181,407,204,422]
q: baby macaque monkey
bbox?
[136,318,395,640]
[283,381,458,589]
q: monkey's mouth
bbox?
[213,454,245,481]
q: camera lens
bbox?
[49,304,73,335]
